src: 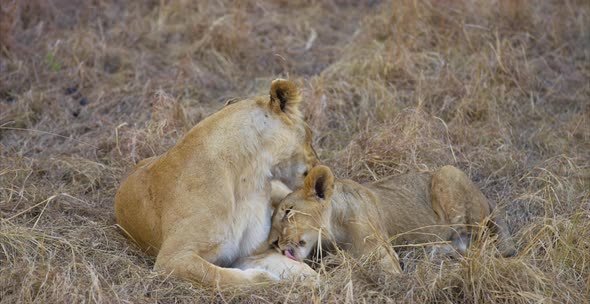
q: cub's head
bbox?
[264,79,319,189]
[269,165,335,262]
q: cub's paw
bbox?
[428,244,461,259]
[243,268,280,283]
[279,263,318,281]
[498,241,517,257]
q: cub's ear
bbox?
[269,79,301,116]
[304,165,334,202]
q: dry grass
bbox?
[1,0,589,303]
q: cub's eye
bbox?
[298,240,306,247]
[303,170,309,177]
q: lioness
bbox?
[269,165,517,272]
[114,80,319,287]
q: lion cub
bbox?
[269,165,516,273]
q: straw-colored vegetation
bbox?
[1,0,588,302]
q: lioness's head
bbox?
[264,79,319,189]
[223,79,318,189]
[269,165,335,262]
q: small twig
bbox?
[115,122,128,157]
[0,125,98,148]
[32,195,57,230]
[2,194,58,224]
[433,115,457,164]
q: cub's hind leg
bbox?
[486,207,517,257]
[430,166,489,254]
[431,165,516,257]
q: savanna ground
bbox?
[1,0,589,303]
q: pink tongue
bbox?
[284,249,298,261]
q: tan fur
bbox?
[114,80,319,287]
[269,165,516,274]
[233,250,317,281]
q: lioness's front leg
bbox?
[270,180,293,208]
[155,237,279,287]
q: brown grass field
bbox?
[1,0,589,303]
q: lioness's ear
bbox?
[304,165,334,202]
[269,79,301,116]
